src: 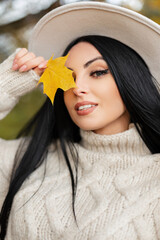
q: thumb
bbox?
[33,60,48,76]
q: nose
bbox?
[73,87,87,96]
[73,76,88,96]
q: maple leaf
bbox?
[38,54,76,104]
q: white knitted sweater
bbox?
[0,51,160,240]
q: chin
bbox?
[72,119,104,132]
[78,126,92,131]
[77,123,100,132]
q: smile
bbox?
[78,104,96,111]
[75,101,98,116]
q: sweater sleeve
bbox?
[0,49,40,211]
[0,48,40,120]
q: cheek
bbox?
[99,80,125,110]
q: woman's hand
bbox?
[12,48,48,76]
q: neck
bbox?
[80,123,151,156]
[93,110,131,135]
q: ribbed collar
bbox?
[80,123,151,156]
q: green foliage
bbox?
[141,0,160,23]
[0,90,46,140]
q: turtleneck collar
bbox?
[80,123,151,156]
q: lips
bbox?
[75,101,98,111]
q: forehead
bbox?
[65,41,102,66]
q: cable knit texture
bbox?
[0,51,160,240]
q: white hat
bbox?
[28,1,160,83]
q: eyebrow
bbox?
[67,56,105,71]
[84,56,104,68]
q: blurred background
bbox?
[0,0,160,139]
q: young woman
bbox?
[0,2,160,240]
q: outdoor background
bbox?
[0,0,160,139]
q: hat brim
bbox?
[28,1,160,83]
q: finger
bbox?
[33,66,45,76]
[18,57,46,72]
[12,52,37,70]
[38,60,48,69]
[14,48,28,63]
[33,60,48,76]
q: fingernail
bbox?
[19,65,27,72]
[38,64,44,68]
[12,63,18,70]
[13,58,17,63]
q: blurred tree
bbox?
[0,1,59,140]
[141,0,160,23]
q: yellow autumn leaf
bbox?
[38,54,76,104]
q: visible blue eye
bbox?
[90,69,109,77]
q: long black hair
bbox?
[0,35,160,239]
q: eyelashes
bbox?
[90,69,109,78]
[72,69,109,81]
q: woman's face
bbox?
[64,42,130,135]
